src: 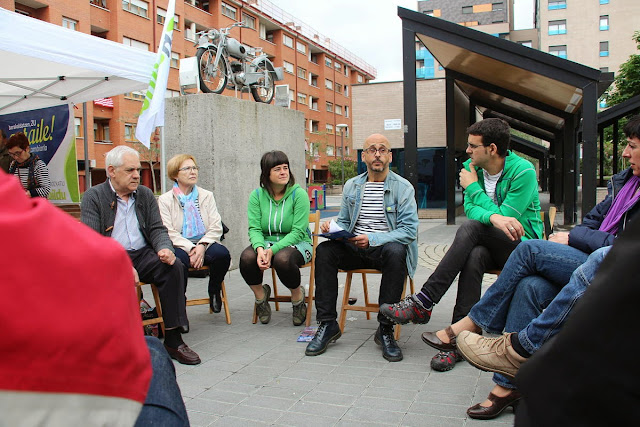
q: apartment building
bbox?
[1,0,375,189]
[539,0,638,102]
[415,0,538,79]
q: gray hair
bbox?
[105,145,139,169]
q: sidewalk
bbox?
[178,208,512,426]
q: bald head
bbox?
[364,134,390,149]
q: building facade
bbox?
[1,0,375,190]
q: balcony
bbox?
[416,67,434,79]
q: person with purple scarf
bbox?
[159,154,231,315]
[419,115,640,420]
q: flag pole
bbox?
[160,127,167,193]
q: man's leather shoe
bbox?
[305,321,341,356]
[422,326,457,352]
[467,390,521,419]
[375,324,403,362]
[164,343,201,365]
[210,291,222,313]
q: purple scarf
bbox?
[599,175,640,235]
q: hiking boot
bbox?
[430,349,463,372]
[292,286,307,326]
[255,284,272,324]
[380,295,432,325]
[305,321,341,356]
[456,331,527,378]
[374,324,403,362]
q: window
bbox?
[357,74,363,83]
[326,124,333,134]
[344,85,349,97]
[325,57,332,67]
[600,15,609,31]
[297,67,306,79]
[90,0,107,7]
[123,37,150,51]
[296,41,306,54]
[289,89,295,102]
[170,52,179,68]
[600,67,609,72]
[125,90,145,101]
[242,12,256,30]
[335,83,342,94]
[259,23,266,39]
[310,53,319,64]
[548,1,566,10]
[334,62,341,71]
[75,118,83,138]
[600,41,609,57]
[517,40,533,48]
[325,79,333,90]
[600,0,609,4]
[423,9,434,16]
[311,120,319,132]
[310,75,318,87]
[221,2,236,20]
[462,6,473,14]
[62,17,77,31]
[548,20,567,35]
[326,101,333,112]
[549,45,567,59]
[311,98,319,110]
[345,106,349,118]
[94,119,111,143]
[297,93,307,105]
[335,105,342,115]
[326,145,334,156]
[492,3,503,11]
[283,61,294,74]
[283,34,294,48]
[124,123,137,141]
[122,0,148,18]
[157,8,179,28]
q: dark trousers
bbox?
[421,220,520,323]
[239,245,304,289]
[314,240,407,325]
[175,243,231,297]
[128,246,188,329]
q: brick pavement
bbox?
[177,215,513,426]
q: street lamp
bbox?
[336,124,348,186]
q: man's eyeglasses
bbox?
[467,142,484,150]
[364,146,389,155]
[8,149,24,158]
[179,166,199,172]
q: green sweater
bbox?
[247,183,312,255]
[463,150,543,241]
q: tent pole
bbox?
[160,127,166,193]
[82,102,91,190]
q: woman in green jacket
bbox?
[240,151,312,326]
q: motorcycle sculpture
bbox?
[195,22,283,103]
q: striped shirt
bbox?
[353,182,389,235]
[12,159,51,198]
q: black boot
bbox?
[375,324,403,362]
[305,321,342,356]
[209,289,222,313]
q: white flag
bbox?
[135,0,175,148]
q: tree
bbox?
[328,159,358,185]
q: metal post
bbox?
[340,129,345,185]
[82,102,91,190]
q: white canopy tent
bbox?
[0,7,155,114]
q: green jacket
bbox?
[247,183,312,255]
[463,150,543,241]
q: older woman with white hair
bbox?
[158,154,231,315]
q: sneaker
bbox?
[430,350,463,372]
[456,331,527,378]
[255,284,272,324]
[380,295,432,325]
[292,286,307,326]
[374,324,403,362]
[305,321,341,356]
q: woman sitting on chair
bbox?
[159,154,231,315]
[240,150,312,326]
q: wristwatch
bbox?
[198,242,207,247]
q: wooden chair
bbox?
[186,266,231,324]
[486,207,557,276]
[252,210,321,326]
[338,269,416,340]
[136,282,165,335]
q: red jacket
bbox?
[0,171,151,404]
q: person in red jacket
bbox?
[0,170,188,426]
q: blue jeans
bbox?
[135,337,189,426]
